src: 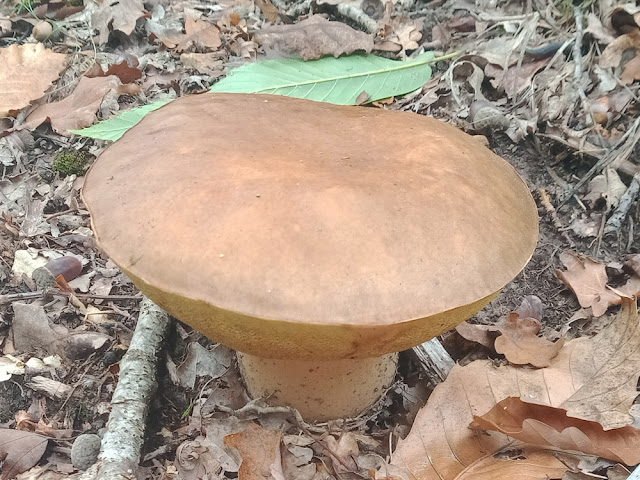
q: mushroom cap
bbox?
[83,93,538,360]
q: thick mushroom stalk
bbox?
[238,353,398,420]
[82,93,538,421]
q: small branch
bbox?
[604,173,640,235]
[538,188,576,247]
[0,289,142,305]
[411,337,454,383]
[74,298,171,480]
[559,116,640,207]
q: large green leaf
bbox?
[69,100,170,141]
[209,52,436,104]
[73,52,450,141]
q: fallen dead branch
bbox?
[74,298,171,480]
[0,289,142,305]
[604,172,640,236]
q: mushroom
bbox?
[82,93,538,421]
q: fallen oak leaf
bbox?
[253,15,373,60]
[176,16,222,53]
[555,251,620,316]
[0,43,67,117]
[0,429,48,480]
[494,313,564,368]
[224,422,283,480]
[471,397,640,465]
[456,447,568,480]
[24,76,122,134]
[390,298,640,479]
[90,0,146,45]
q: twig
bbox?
[570,5,590,124]
[0,289,142,305]
[604,172,640,235]
[411,338,454,383]
[332,2,379,33]
[74,298,171,480]
[559,116,640,207]
[537,188,575,247]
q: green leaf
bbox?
[209,52,437,104]
[73,52,454,141]
[69,100,171,141]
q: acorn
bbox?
[33,21,53,42]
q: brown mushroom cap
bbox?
[83,93,538,360]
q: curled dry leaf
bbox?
[91,0,146,45]
[0,43,66,117]
[494,313,564,368]
[472,397,640,465]
[556,252,620,316]
[391,298,640,479]
[24,76,121,134]
[254,15,373,60]
[600,29,640,68]
[224,422,283,480]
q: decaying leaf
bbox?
[24,76,121,134]
[176,343,233,389]
[455,321,497,349]
[176,17,222,53]
[583,168,627,211]
[556,252,620,316]
[391,298,640,478]
[224,422,283,480]
[254,15,373,60]
[0,43,67,117]
[600,29,640,69]
[90,0,146,45]
[472,397,640,465]
[0,429,48,480]
[494,312,564,368]
[485,59,549,98]
[556,252,640,316]
[457,448,568,480]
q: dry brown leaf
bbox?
[254,15,373,60]
[24,76,121,134]
[0,43,66,117]
[621,53,640,84]
[455,321,497,349]
[585,13,616,44]
[494,313,564,368]
[386,17,423,52]
[224,422,283,480]
[625,254,640,276]
[391,299,640,479]
[472,397,640,465]
[600,30,640,68]
[555,252,620,316]
[176,17,222,53]
[485,59,549,98]
[457,448,567,480]
[91,0,146,45]
[255,0,280,23]
[180,53,224,77]
[0,429,48,480]
[583,168,627,211]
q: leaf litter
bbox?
[1,0,640,478]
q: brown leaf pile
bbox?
[391,298,640,479]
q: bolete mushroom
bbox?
[82,93,538,421]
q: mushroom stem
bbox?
[237,352,399,421]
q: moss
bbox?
[53,149,89,176]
